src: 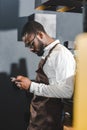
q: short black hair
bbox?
[21,21,46,37]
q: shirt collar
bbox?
[44,39,60,52]
[42,40,60,59]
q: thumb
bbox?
[16,75,24,80]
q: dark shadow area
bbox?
[0,0,34,41]
[83,3,87,32]
[17,14,35,41]
[17,17,28,41]
[0,58,33,130]
[0,0,19,30]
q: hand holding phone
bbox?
[10,75,31,90]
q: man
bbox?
[11,21,76,130]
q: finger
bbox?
[16,75,23,80]
[16,82,22,89]
[10,77,16,82]
[17,83,21,87]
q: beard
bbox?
[35,39,45,56]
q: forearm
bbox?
[29,80,74,98]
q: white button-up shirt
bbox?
[30,40,76,98]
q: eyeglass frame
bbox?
[24,34,36,48]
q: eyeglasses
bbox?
[25,34,36,48]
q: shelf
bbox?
[35,0,87,13]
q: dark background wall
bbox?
[0,0,82,130]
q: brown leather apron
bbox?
[27,44,63,130]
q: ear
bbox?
[37,31,44,39]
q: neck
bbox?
[45,36,55,46]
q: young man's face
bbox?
[22,33,45,56]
